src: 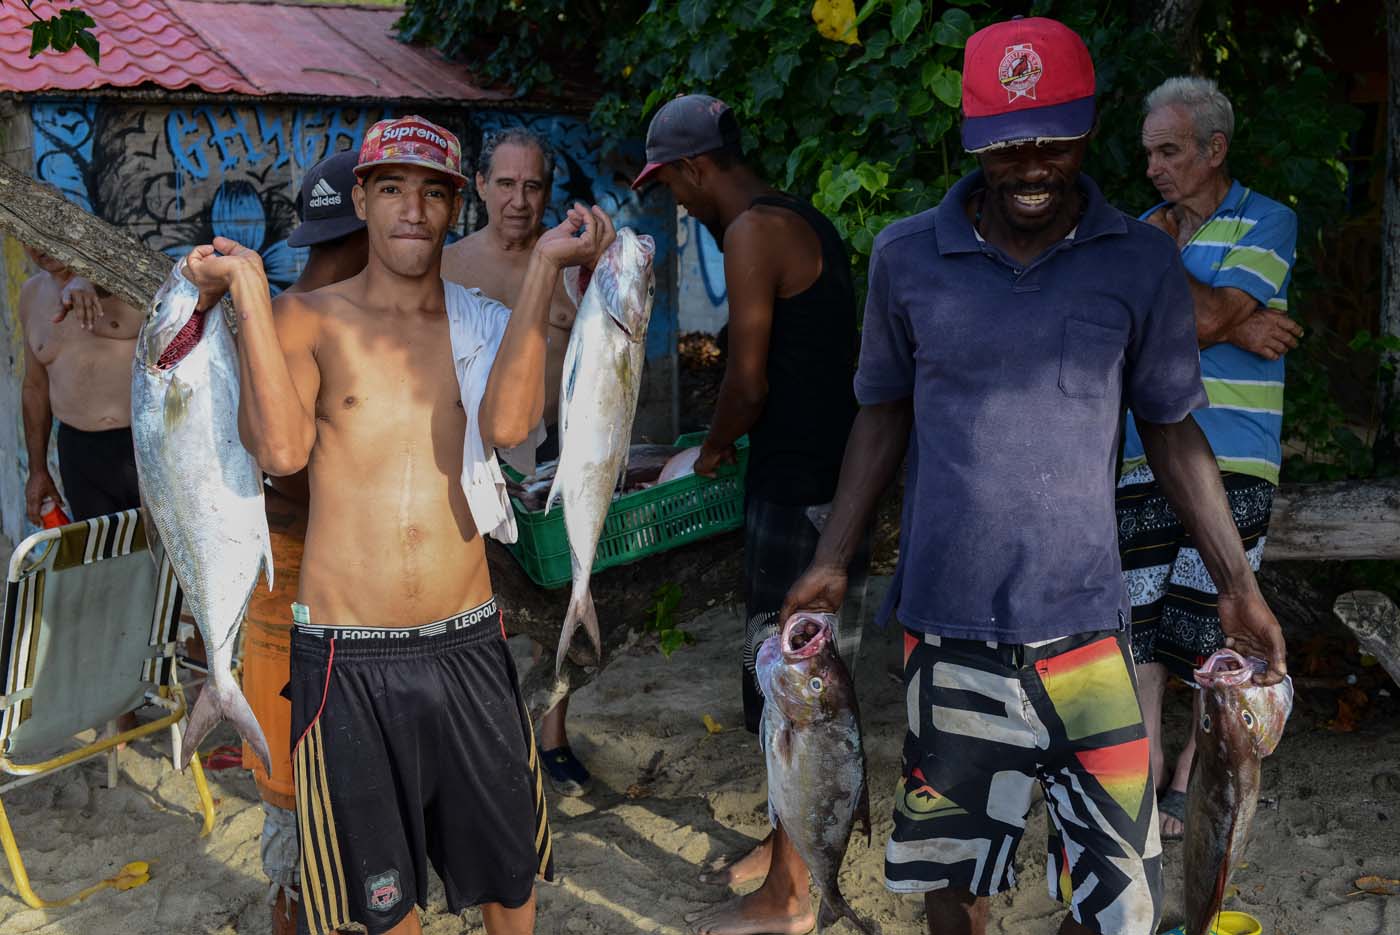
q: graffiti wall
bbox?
[0,98,680,544]
[676,212,728,335]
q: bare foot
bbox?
[684,890,815,935]
[699,834,773,886]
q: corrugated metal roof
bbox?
[0,0,513,102]
[0,0,255,94]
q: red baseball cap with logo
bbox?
[355,115,468,188]
[960,16,1096,153]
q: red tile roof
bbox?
[0,0,511,101]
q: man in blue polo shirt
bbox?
[1118,76,1301,841]
[783,17,1287,935]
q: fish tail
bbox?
[179,667,271,773]
[817,890,877,934]
[554,580,600,676]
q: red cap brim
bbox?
[630,161,666,190]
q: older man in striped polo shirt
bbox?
[1117,75,1302,839]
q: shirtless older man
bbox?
[442,127,592,796]
[182,116,615,935]
[20,244,143,524]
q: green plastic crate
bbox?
[505,431,749,588]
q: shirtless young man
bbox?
[20,244,143,524]
[181,116,615,935]
[441,127,592,796]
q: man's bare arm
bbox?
[1137,415,1287,683]
[20,336,61,523]
[186,237,319,475]
[697,216,779,475]
[1189,279,1263,348]
[780,399,914,620]
[480,204,615,449]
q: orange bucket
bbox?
[241,487,307,811]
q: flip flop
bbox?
[1163,910,1263,935]
[1158,788,1188,840]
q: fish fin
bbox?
[817,891,877,935]
[179,669,271,773]
[856,774,872,845]
[562,266,585,308]
[543,473,562,516]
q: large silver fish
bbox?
[757,613,875,934]
[132,260,272,772]
[545,228,655,673]
[1183,650,1293,935]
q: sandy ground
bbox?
[2,576,1399,935]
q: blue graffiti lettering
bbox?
[202,105,263,170]
[255,107,289,169]
[167,109,210,181]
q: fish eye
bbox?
[808,677,823,693]
[1200,713,1212,733]
[1241,710,1254,729]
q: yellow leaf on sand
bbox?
[1354,874,1400,895]
[702,714,724,735]
[110,862,151,891]
[812,0,860,46]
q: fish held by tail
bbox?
[178,667,271,773]
[554,580,601,675]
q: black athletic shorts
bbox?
[55,423,141,521]
[288,597,553,935]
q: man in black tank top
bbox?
[634,94,870,935]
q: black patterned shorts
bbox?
[1115,466,1274,681]
[887,628,1162,934]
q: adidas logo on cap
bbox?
[308,178,342,208]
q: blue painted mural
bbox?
[30,103,678,361]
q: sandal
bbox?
[1158,788,1188,840]
[541,745,592,797]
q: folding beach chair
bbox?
[0,508,216,908]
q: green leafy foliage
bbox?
[397,0,1376,478]
[13,2,100,64]
[642,582,695,657]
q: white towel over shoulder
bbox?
[445,281,542,544]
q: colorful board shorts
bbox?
[741,496,870,734]
[1116,464,1273,681]
[288,597,553,935]
[887,627,1162,935]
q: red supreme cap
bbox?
[355,115,467,188]
[960,17,1095,153]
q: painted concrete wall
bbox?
[675,209,728,335]
[0,99,679,545]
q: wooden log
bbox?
[1265,480,1400,561]
[0,158,171,310]
[1333,590,1400,685]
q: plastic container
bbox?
[506,431,748,588]
[39,497,70,529]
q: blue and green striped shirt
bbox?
[1122,181,1297,484]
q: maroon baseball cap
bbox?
[961,16,1096,153]
[631,94,741,189]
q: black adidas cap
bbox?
[288,150,366,248]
